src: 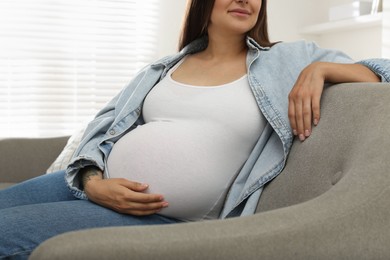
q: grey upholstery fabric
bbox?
[257,82,390,212]
[4,83,390,260]
[0,136,69,185]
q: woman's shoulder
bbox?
[261,39,322,62]
[150,53,183,66]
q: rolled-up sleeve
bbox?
[357,59,390,82]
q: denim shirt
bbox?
[66,36,390,219]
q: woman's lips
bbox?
[228,8,251,17]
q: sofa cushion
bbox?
[0,183,15,190]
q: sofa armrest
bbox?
[0,136,69,183]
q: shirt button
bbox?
[109,129,116,135]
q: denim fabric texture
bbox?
[0,171,180,260]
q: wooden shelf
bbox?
[300,12,383,35]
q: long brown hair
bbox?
[178,0,275,50]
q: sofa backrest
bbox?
[0,136,69,183]
[256,83,390,213]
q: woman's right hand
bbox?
[81,167,168,216]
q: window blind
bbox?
[0,0,160,137]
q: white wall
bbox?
[157,0,187,58]
[300,0,383,60]
[383,0,390,57]
[267,0,386,60]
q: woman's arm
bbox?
[288,62,380,142]
[66,64,154,198]
[80,166,169,216]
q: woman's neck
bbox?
[202,33,248,61]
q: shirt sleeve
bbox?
[65,69,147,199]
[306,41,355,64]
[356,59,390,82]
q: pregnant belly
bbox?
[106,122,241,221]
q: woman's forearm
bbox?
[79,166,104,190]
[77,166,168,215]
[318,62,381,83]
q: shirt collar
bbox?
[152,35,270,68]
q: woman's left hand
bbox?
[288,62,325,142]
[288,61,380,142]
[288,62,381,141]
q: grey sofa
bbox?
[1,83,389,259]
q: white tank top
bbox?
[107,58,266,221]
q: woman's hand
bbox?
[81,167,168,216]
[288,62,325,142]
[288,62,380,141]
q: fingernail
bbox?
[313,119,319,126]
[293,129,298,136]
[162,202,169,208]
[305,129,311,137]
[299,134,305,141]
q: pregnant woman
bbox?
[1,0,388,259]
[106,56,265,221]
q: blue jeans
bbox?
[0,171,181,260]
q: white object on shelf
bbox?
[329,1,373,21]
[371,0,381,14]
[300,12,383,35]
